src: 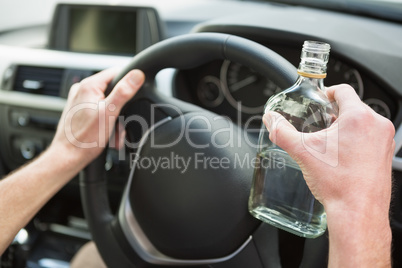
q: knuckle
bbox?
[77,78,100,94]
[109,81,135,108]
[346,107,373,128]
[80,76,91,85]
[335,83,355,95]
[381,117,395,139]
[115,81,134,99]
[340,83,355,91]
[68,83,80,97]
[80,83,99,96]
[349,107,395,142]
[359,108,374,122]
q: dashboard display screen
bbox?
[69,7,137,54]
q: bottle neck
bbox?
[295,73,325,91]
[297,41,330,81]
[297,70,326,79]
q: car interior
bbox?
[0,0,402,267]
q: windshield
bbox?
[0,0,224,32]
[0,1,55,32]
[1,0,402,33]
[264,0,402,23]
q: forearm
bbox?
[326,201,392,267]
[0,69,144,255]
[0,145,82,254]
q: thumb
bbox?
[263,111,302,154]
[106,69,145,114]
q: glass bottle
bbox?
[248,41,338,238]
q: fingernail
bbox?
[129,70,145,87]
[263,113,273,131]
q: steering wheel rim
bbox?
[79,33,322,267]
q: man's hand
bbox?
[51,68,145,169]
[0,68,145,254]
[264,84,394,267]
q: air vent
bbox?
[13,66,64,97]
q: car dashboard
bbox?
[1,0,402,266]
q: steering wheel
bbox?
[80,33,329,267]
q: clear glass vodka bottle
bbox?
[248,41,338,238]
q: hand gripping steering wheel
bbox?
[80,33,329,267]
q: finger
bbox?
[263,111,301,154]
[117,122,127,150]
[66,82,80,99]
[105,69,145,114]
[109,122,126,150]
[326,84,363,115]
[80,67,121,93]
[328,84,393,129]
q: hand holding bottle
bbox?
[249,41,336,238]
[264,84,394,267]
[264,84,394,212]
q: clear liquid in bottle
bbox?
[248,41,337,238]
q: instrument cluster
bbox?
[177,44,396,123]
